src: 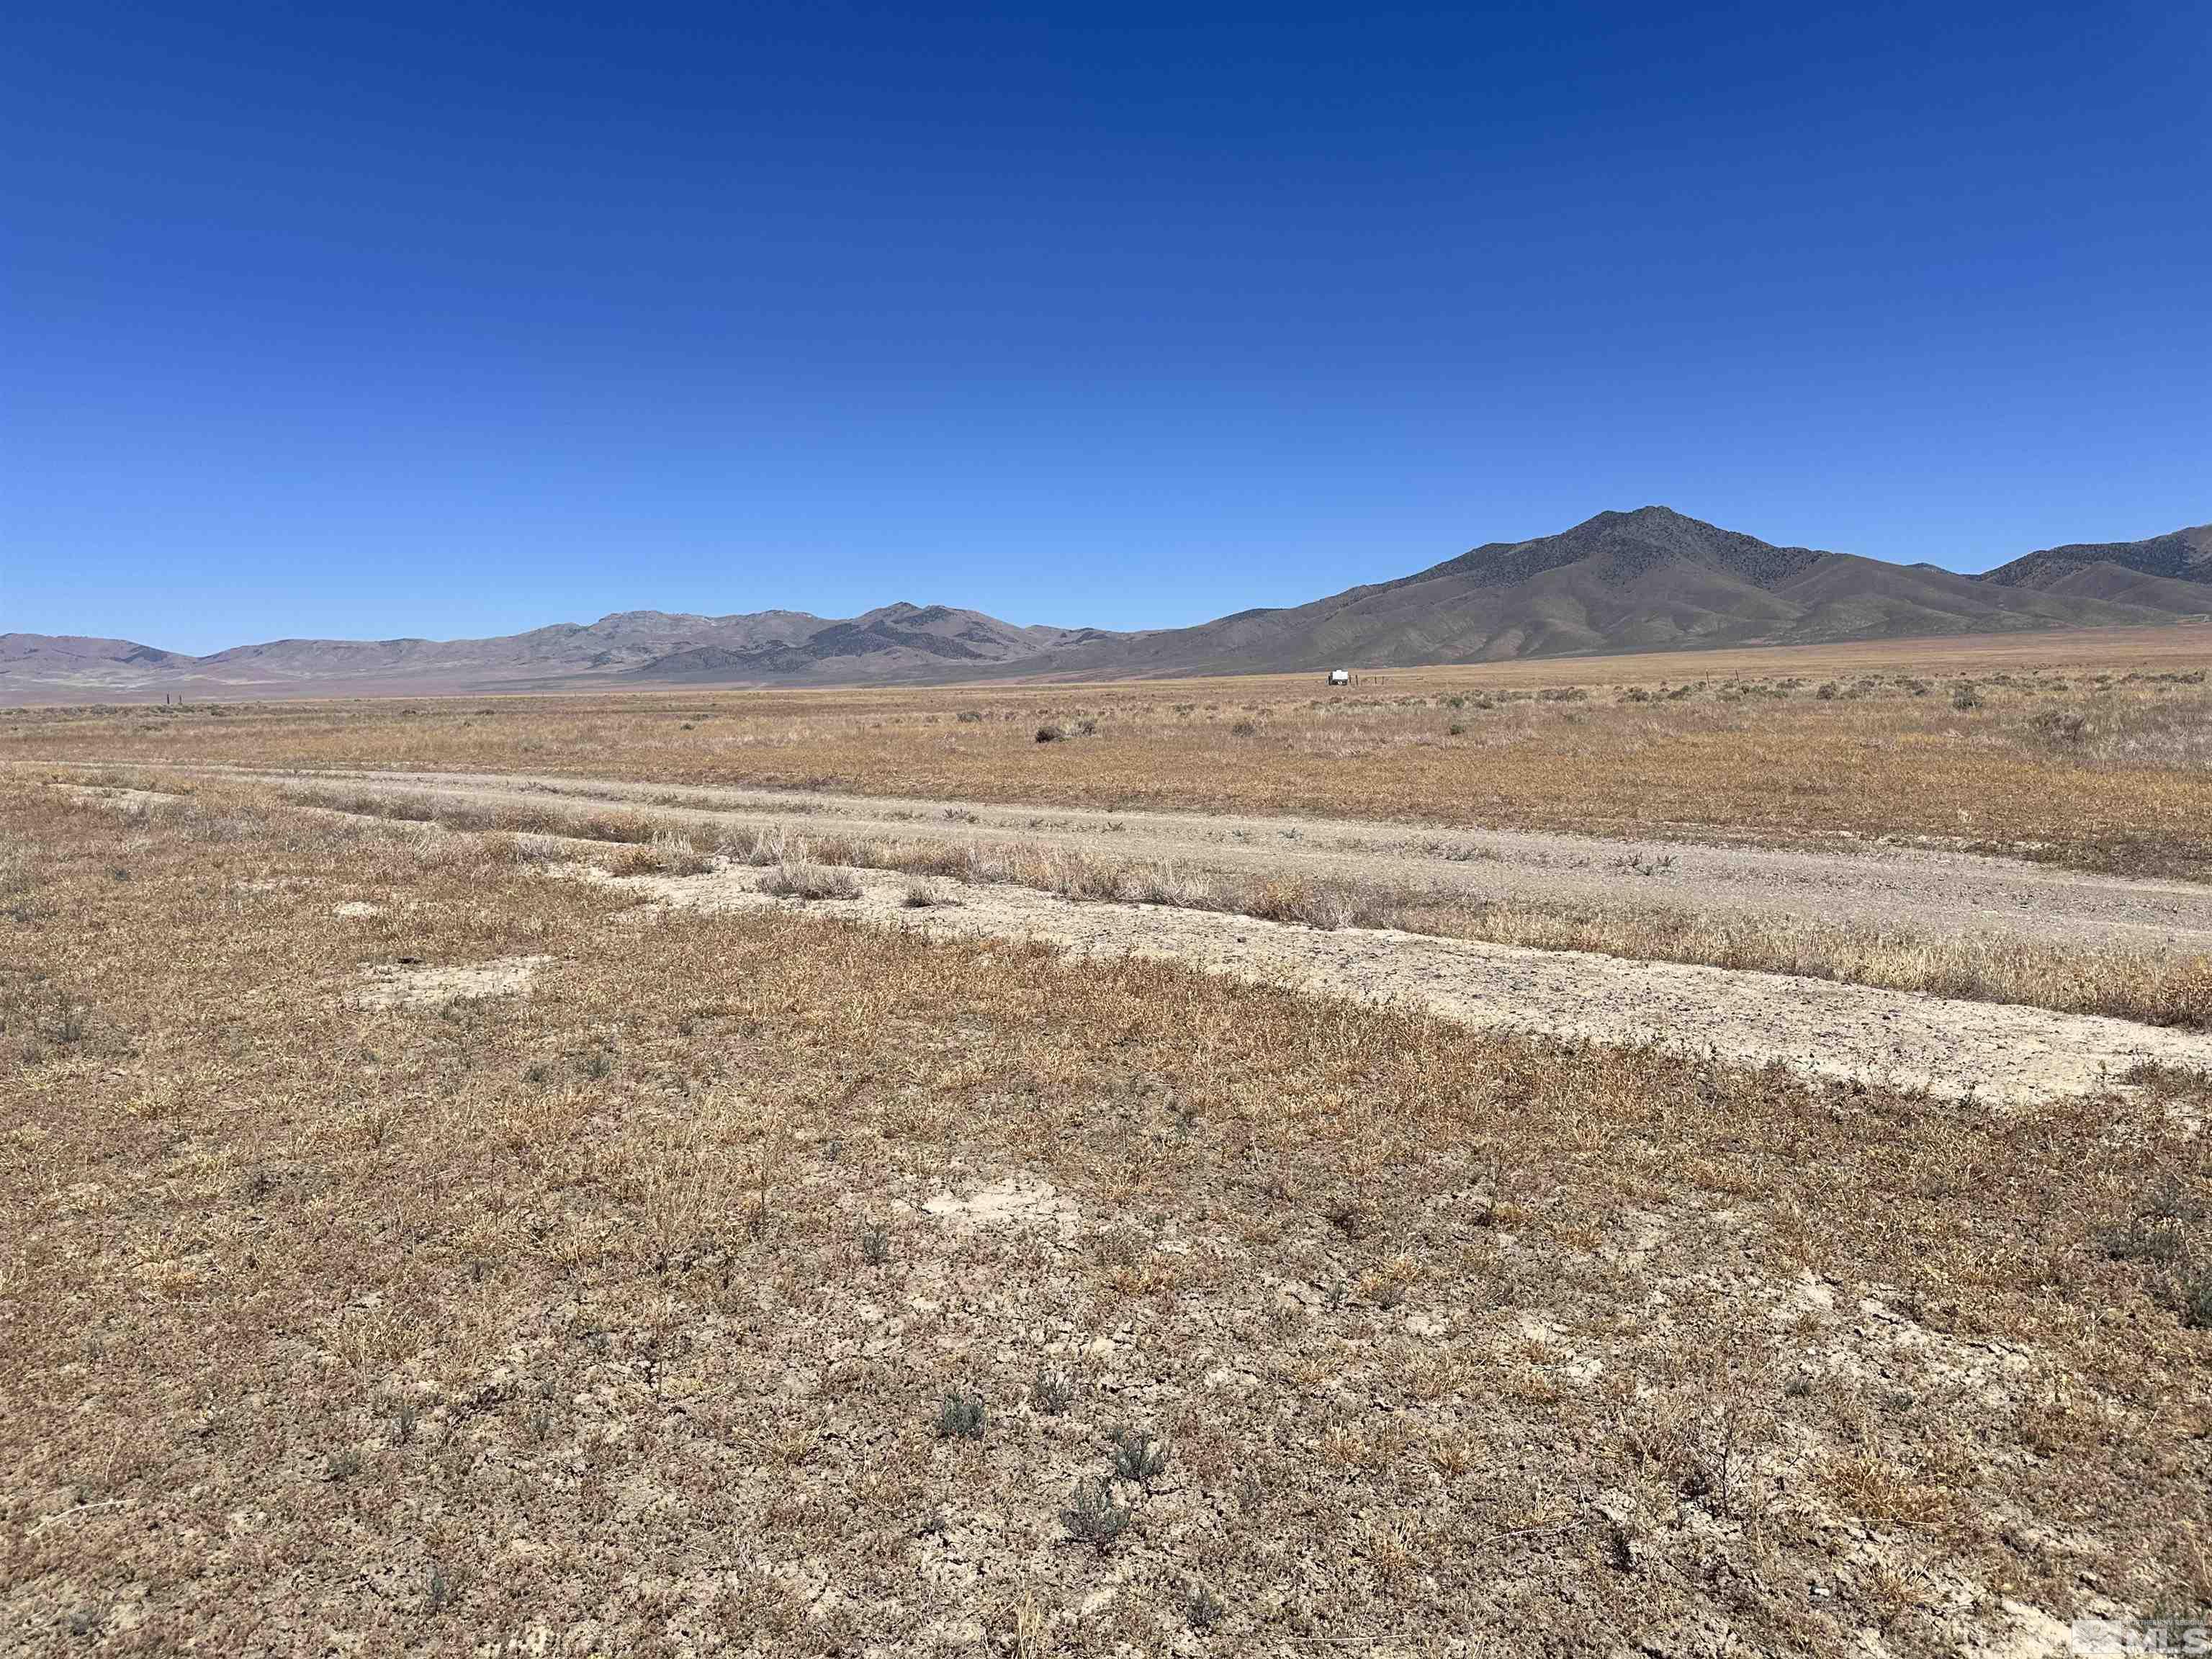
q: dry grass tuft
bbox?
[607,830,714,876]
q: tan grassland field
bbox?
[5,626,2212,1655]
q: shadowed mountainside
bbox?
[1977,523,2212,607]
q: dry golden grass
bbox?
[9,626,2211,877]
[4,779,2209,1653]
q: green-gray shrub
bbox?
[1061,1477,1130,1550]
[936,1390,985,1440]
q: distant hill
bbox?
[1,633,195,675]
[1977,524,2212,608]
[632,603,1114,683]
[6,508,2206,703]
[0,605,1117,701]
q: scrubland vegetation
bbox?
[4,779,2211,1653]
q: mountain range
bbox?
[8,508,2208,703]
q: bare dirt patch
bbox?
[353,953,549,1010]
[918,1174,1082,1243]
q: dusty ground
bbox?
[11,646,2212,1655]
[4,781,2210,1659]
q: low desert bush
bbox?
[1031,1367,1075,1416]
[2028,706,2088,746]
[1186,1582,1226,1632]
[1061,1478,1130,1550]
[1112,1428,1172,1487]
[936,1390,986,1440]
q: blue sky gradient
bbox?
[6,1,2208,653]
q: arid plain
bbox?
[6,629,2211,1655]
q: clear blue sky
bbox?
[6,1,2207,653]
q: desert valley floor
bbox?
[5,638,2210,1655]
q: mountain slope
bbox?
[189,610,837,681]
[1,633,194,672]
[6,508,2207,703]
[634,603,1113,683]
[1020,508,2211,679]
[1977,524,2212,598]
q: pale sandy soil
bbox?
[352,953,549,1010]
[572,860,2212,1106]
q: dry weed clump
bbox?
[260,781,676,847]
[756,859,862,900]
[608,830,714,876]
[3,778,2209,1653]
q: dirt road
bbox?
[169,762,2212,950]
[579,859,2212,1106]
[37,763,2212,1100]
[42,765,2203,1106]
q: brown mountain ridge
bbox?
[7,508,2207,702]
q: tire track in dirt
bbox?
[109,762,2212,950]
[35,764,2212,1100]
[573,862,2212,1107]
